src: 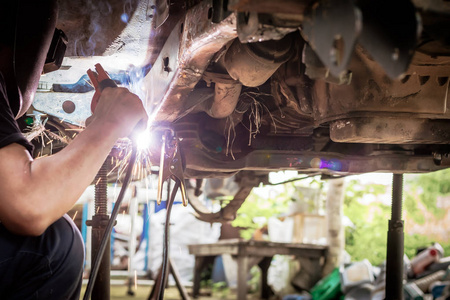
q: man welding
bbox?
[0,1,147,299]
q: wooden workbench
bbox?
[188,239,327,300]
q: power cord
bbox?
[83,143,138,300]
[156,181,180,300]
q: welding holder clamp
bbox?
[87,63,118,113]
[157,130,188,207]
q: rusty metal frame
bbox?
[143,0,238,122]
[181,145,444,175]
[156,122,447,177]
[228,0,308,15]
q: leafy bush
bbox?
[344,172,450,266]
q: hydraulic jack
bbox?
[85,158,112,300]
[385,174,404,300]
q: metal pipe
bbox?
[191,73,243,119]
[208,81,242,119]
[223,34,294,87]
[385,173,404,300]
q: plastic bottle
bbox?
[409,243,444,276]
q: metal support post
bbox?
[127,185,138,296]
[385,174,404,300]
[86,159,110,300]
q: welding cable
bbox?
[83,143,138,300]
[156,180,180,300]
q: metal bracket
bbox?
[302,0,362,77]
[157,130,188,206]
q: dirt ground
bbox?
[80,284,263,300]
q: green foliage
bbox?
[232,173,325,240]
[231,187,292,239]
[404,190,425,225]
[344,175,450,266]
[405,169,450,219]
[344,180,390,265]
[211,281,230,299]
[232,170,450,266]
[403,234,434,259]
[248,266,261,293]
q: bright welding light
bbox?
[135,130,153,151]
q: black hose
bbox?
[156,180,180,300]
[83,143,138,300]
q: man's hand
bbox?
[86,87,148,138]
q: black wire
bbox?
[267,173,322,186]
[157,180,180,300]
[83,143,138,300]
[266,173,348,186]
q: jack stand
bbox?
[147,253,191,300]
[385,174,404,300]
[86,158,111,300]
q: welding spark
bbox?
[107,137,155,186]
[72,211,78,221]
[65,128,84,132]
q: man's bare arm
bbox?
[0,88,147,236]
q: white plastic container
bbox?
[340,259,375,293]
[268,217,294,243]
[409,243,444,276]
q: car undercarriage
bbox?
[26,0,450,200]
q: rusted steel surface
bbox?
[181,146,445,175]
[143,0,238,122]
[189,185,254,222]
[312,48,450,124]
[330,117,450,144]
[228,0,309,15]
[188,172,261,223]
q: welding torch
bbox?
[87,63,118,113]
